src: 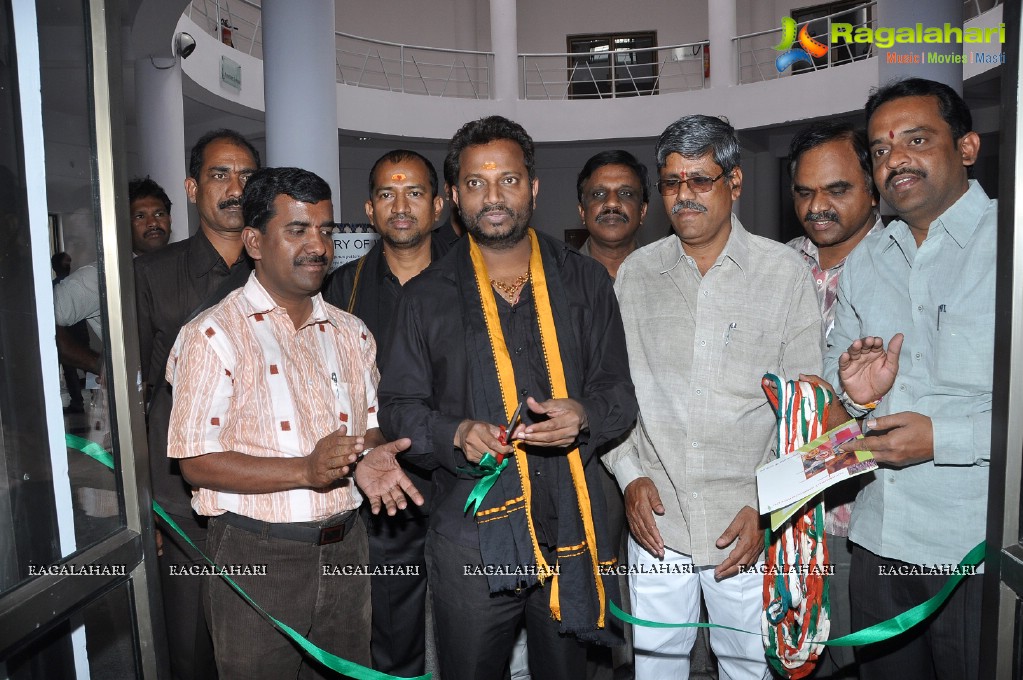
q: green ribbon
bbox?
[824,540,986,646]
[609,600,760,635]
[608,539,985,648]
[461,452,508,515]
[64,434,430,680]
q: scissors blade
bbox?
[507,400,525,433]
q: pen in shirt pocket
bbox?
[724,321,737,346]
[937,304,946,331]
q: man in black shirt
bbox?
[134,128,260,680]
[322,149,447,677]
[379,116,637,680]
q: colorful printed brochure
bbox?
[756,420,877,531]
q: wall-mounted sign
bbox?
[330,223,379,273]
[220,56,241,92]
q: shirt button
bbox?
[695,389,702,395]
[520,388,528,397]
[914,352,921,360]
[515,347,523,355]
[703,290,709,297]
[692,492,698,498]
[699,340,707,347]
[917,305,924,312]
[899,385,907,392]
[692,441,698,448]
[887,476,895,484]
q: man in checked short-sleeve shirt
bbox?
[167,166,422,679]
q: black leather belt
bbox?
[217,510,358,545]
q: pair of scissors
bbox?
[495,400,526,465]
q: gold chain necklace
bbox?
[490,271,530,302]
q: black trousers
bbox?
[850,544,981,680]
[363,502,429,676]
[157,512,217,680]
[426,529,590,680]
[204,513,370,680]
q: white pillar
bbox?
[878,0,963,93]
[135,57,188,242]
[490,0,519,102]
[261,0,341,219]
[708,0,738,88]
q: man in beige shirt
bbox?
[605,115,823,680]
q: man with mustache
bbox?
[129,176,173,255]
[786,119,881,679]
[575,149,649,678]
[823,78,993,680]
[134,128,260,679]
[322,149,446,677]
[605,114,822,680]
[378,116,637,680]
[576,150,648,279]
[54,175,176,420]
[167,166,423,679]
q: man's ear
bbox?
[531,177,540,209]
[577,203,586,225]
[727,167,743,200]
[432,195,444,223]
[364,199,375,223]
[184,177,198,204]
[958,131,980,167]
[241,226,262,261]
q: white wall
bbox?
[337,0,483,49]
[515,0,709,52]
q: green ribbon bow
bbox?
[65,434,429,680]
[461,452,509,515]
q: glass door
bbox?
[0,0,160,676]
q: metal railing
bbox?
[185,1,493,98]
[188,0,263,58]
[334,33,493,99]
[735,1,876,84]
[964,0,1003,21]
[519,42,709,100]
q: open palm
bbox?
[838,334,904,404]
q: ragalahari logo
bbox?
[774,17,829,72]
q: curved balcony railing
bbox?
[519,42,709,100]
[334,33,493,99]
[186,0,1002,99]
[735,1,876,84]
[186,0,493,98]
[965,0,1003,21]
[188,0,264,57]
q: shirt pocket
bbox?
[933,311,994,394]
[721,327,770,397]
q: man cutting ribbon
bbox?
[378,115,637,680]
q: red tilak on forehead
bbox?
[889,130,895,139]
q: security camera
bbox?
[175,32,196,60]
